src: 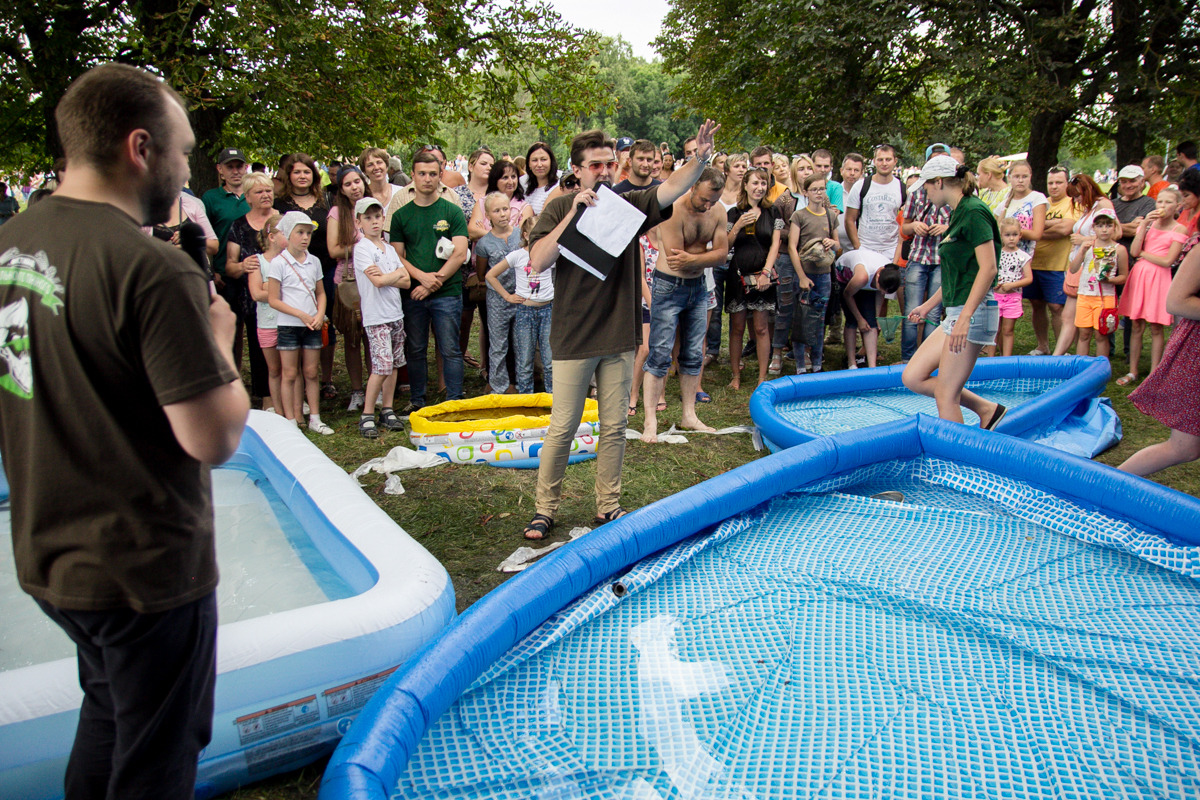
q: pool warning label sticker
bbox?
[323,666,398,717]
[235,695,320,746]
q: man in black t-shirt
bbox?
[0,64,248,799]
[611,139,662,194]
[520,120,720,541]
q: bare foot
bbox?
[640,414,658,443]
[728,377,741,390]
[680,415,716,433]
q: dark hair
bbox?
[737,167,773,211]
[486,160,525,201]
[569,129,616,168]
[629,139,657,158]
[812,148,833,162]
[251,161,265,173]
[1176,140,1198,162]
[411,150,441,170]
[696,166,726,191]
[683,136,698,148]
[522,142,558,194]
[843,152,865,166]
[280,153,327,207]
[333,166,365,251]
[878,265,902,294]
[874,144,896,156]
[56,63,186,173]
[750,145,774,161]
[358,146,391,174]
[802,173,827,191]
[0,182,7,196]
[1179,167,1200,197]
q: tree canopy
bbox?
[656,0,1200,185]
[0,0,606,191]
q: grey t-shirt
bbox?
[475,228,522,293]
[1112,195,1156,252]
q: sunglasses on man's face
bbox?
[562,177,580,189]
[583,161,619,173]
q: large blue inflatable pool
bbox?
[751,355,1119,456]
[318,415,1200,800]
[0,412,456,799]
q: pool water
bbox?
[0,465,354,671]
[776,376,1064,434]
[391,457,1200,799]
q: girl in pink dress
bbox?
[1121,243,1200,476]
[1118,189,1188,383]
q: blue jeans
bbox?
[514,303,553,393]
[772,253,797,350]
[402,292,463,407]
[706,264,728,355]
[645,271,708,377]
[791,272,831,370]
[902,261,943,360]
[486,291,519,393]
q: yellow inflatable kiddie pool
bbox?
[408,394,600,468]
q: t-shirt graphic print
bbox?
[0,248,65,399]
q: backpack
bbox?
[857,175,907,210]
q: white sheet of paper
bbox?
[576,185,648,258]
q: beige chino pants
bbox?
[535,351,635,518]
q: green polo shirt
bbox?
[201,186,249,275]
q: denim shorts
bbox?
[1022,270,1066,305]
[645,271,708,377]
[940,297,999,346]
[276,325,324,351]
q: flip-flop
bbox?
[696,392,712,404]
[655,401,667,412]
[1115,373,1138,386]
[628,405,637,417]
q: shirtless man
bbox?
[642,167,729,442]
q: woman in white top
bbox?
[997,160,1046,257]
[522,142,559,216]
[358,147,402,221]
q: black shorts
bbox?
[841,290,878,330]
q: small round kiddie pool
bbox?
[409,393,599,468]
[0,411,455,800]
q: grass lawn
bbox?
[221,306,1199,800]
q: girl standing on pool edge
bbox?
[902,156,1007,429]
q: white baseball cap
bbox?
[355,197,383,216]
[1117,165,1144,180]
[909,154,960,193]
[278,211,315,239]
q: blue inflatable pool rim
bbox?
[750,355,1112,451]
[318,415,1200,799]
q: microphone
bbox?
[178,220,213,281]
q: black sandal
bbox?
[379,408,405,431]
[523,514,555,541]
[593,507,629,526]
[358,414,379,439]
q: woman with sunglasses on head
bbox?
[726,166,783,389]
[1054,172,1114,356]
[326,165,371,409]
[524,143,559,215]
[275,153,339,401]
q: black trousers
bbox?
[36,592,218,800]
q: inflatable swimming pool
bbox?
[409,393,599,468]
[751,355,1118,456]
[0,411,455,800]
[319,415,1200,799]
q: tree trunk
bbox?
[1025,110,1071,193]
[1114,118,1147,171]
[189,105,230,197]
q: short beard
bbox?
[143,162,180,226]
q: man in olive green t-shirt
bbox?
[389,151,469,410]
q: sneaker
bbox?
[308,418,335,435]
[302,401,310,415]
[400,402,422,416]
[347,390,366,412]
[320,382,337,400]
[768,355,782,374]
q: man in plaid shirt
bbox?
[900,161,953,361]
